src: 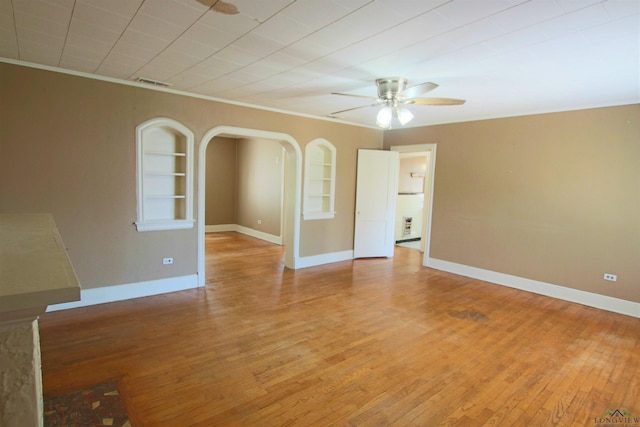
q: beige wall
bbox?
[236,138,283,236]
[205,137,284,237]
[0,63,383,289]
[4,62,635,304]
[384,105,640,302]
[205,136,237,225]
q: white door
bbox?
[353,149,399,258]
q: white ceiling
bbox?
[1,0,639,128]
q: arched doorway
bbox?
[197,126,302,286]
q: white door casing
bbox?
[197,127,302,286]
[390,144,437,267]
[353,149,399,258]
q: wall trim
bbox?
[236,225,282,245]
[198,127,302,286]
[205,224,282,245]
[390,144,436,266]
[428,258,639,318]
[296,250,354,269]
[0,58,376,129]
[204,227,350,268]
[46,274,198,312]
[2,59,636,129]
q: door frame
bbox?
[197,126,302,286]
[390,143,437,267]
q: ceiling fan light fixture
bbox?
[396,107,414,125]
[376,106,393,128]
[376,77,407,100]
[330,77,464,127]
[376,106,413,128]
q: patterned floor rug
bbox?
[44,380,131,427]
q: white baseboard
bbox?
[296,250,354,269]
[205,225,353,269]
[205,224,235,232]
[205,224,282,245]
[428,258,639,318]
[236,225,282,245]
[46,274,199,312]
[205,225,350,269]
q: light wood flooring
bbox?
[40,232,639,426]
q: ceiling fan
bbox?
[330,77,465,128]
[196,0,239,14]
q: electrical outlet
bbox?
[603,273,617,282]
[257,219,262,224]
[163,257,173,265]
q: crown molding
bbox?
[0,57,378,130]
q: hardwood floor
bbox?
[40,232,639,426]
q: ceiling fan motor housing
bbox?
[376,77,407,100]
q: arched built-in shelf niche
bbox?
[135,118,194,231]
[303,138,336,220]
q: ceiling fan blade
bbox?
[331,92,378,100]
[329,103,379,116]
[197,0,239,14]
[401,82,438,98]
[406,97,466,106]
[214,0,239,14]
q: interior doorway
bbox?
[394,151,428,251]
[390,144,436,268]
[204,136,285,245]
[197,127,302,287]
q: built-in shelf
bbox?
[135,118,194,231]
[303,139,336,220]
